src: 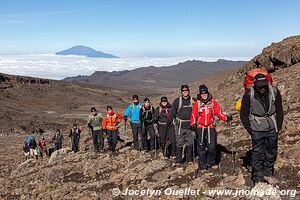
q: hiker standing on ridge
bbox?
[191,85,232,172]
[87,107,104,152]
[124,95,144,150]
[69,124,81,153]
[52,129,63,150]
[168,85,197,164]
[154,96,176,158]
[102,106,123,155]
[139,98,156,151]
[240,74,283,184]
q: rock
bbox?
[184,163,198,175]
[249,182,281,200]
[48,148,71,164]
[233,171,245,187]
[284,146,300,164]
[47,166,70,182]
[11,159,35,176]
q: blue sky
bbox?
[0,0,299,57]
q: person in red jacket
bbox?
[190,85,232,172]
[38,136,48,159]
[102,106,123,155]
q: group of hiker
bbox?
[21,71,284,184]
[23,129,64,160]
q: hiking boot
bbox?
[264,176,279,185]
[211,165,218,170]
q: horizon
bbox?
[0,55,250,80]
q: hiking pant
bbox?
[130,122,142,150]
[72,137,80,153]
[107,130,118,152]
[158,125,176,157]
[196,128,217,170]
[143,124,155,151]
[39,148,48,159]
[92,129,104,152]
[55,142,62,150]
[251,130,278,182]
[175,128,195,163]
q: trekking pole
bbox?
[228,120,235,174]
[192,135,196,178]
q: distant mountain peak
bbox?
[56,45,119,58]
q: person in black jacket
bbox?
[240,73,284,184]
[168,85,197,164]
[29,137,38,160]
[154,96,176,158]
[23,140,30,160]
[140,98,155,151]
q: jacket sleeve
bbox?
[213,100,227,122]
[124,104,132,117]
[102,116,107,130]
[190,101,198,126]
[139,108,144,122]
[240,89,252,134]
[69,129,72,138]
[168,98,179,124]
[87,115,91,126]
[116,112,123,123]
[275,88,284,132]
[154,107,159,124]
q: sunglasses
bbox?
[181,89,189,92]
[133,98,139,100]
[200,92,208,94]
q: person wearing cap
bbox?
[154,96,176,158]
[87,107,104,152]
[102,106,123,155]
[240,73,283,184]
[139,98,155,151]
[168,85,197,164]
[69,123,81,153]
[191,84,232,172]
[124,95,144,150]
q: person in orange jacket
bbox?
[190,85,232,172]
[102,106,123,154]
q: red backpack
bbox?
[243,68,273,92]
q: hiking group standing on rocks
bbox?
[21,70,283,185]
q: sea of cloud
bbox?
[0,54,251,80]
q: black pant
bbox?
[158,125,176,157]
[72,137,80,153]
[196,128,217,169]
[142,123,155,151]
[107,130,118,152]
[92,129,104,152]
[55,142,62,150]
[130,123,142,150]
[251,130,278,182]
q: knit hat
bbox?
[181,85,189,91]
[161,96,168,102]
[107,105,113,110]
[132,95,139,100]
[199,84,209,93]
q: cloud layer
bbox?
[0,54,250,80]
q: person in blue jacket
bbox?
[124,95,144,150]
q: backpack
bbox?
[130,103,142,110]
[178,96,195,112]
[236,68,273,111]
[243,68,273,92]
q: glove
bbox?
[191,124,197,132]
[124,116,128,121]
[227,115,233,122]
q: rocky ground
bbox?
[0,36,300,200]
